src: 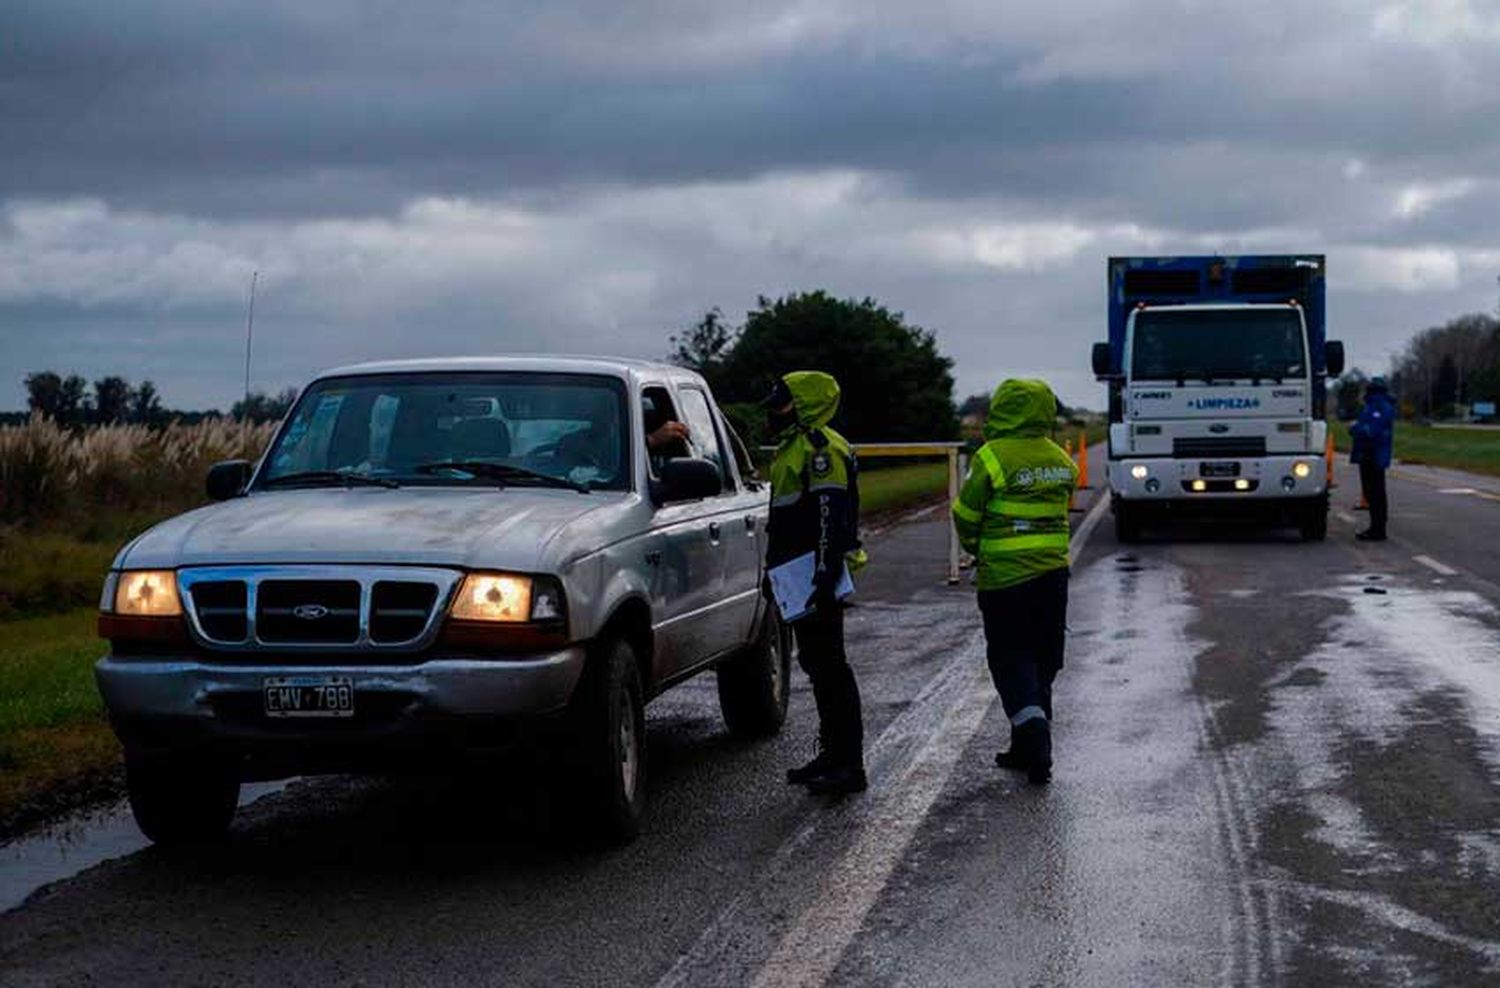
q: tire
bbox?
[566,638,647,844]
[125,750,240,846]
[1299,501,1329,542]
[1114,500,1142,544]
[716,608,792,739]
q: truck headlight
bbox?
[452,573,534,622]
[1131,465,1149,480]
[1293,461,1313,479]
[113,570,182,617]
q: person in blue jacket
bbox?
[1349,377,1396,542]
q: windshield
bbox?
[259,372,630,491]
[1130,308,1307,381]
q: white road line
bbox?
[739,493,1112,988]
[1413,554,1459,577]
[1334,510,1357,525]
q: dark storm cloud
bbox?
[5,0,1500,410]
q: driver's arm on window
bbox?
[646,421,690,451]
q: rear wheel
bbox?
[125,750,240,846]
[566,638,647,844]
[1114,500,1143,544]
[717,609,792,739]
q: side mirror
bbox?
[1325,341,1346,378]
[1091,342,1115,379]
[652,458,722,504]
[206,459,253,501]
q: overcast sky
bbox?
[5,0,1500,412]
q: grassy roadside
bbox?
[0,609,120,837]
[1331,420,1500,478]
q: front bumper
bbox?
[96,648,587,752]
[1109,454,1326,501]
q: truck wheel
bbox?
[125,750,239,846]
[1299,503,1329,542]
[1114,501,1143,544]
[716,609,792,739]
[566,638,647,844]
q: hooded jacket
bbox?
[766,371,862,588]
[1349,388,1396,469]
[952,379,1078,591]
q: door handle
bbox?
[744,515,757,532]
[645,550,662,566]
[708,522,722,542]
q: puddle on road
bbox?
[0,780,291,914]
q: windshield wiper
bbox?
[262,470,400,489]
[413,460,589,493]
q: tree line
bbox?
[8,372,297,428]
[669,291,958,446]
[1335,310,1500,421]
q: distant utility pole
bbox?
[242,270,259,413]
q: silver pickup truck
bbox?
[95,357,786,844]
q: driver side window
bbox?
[641,386,686,480]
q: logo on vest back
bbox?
[811,451,832,476]
[1014,466,1073,488]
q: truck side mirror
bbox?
[652,458,723,504]
[1091,342,1115,379]
[206,460,253,501]
[1325,341,1346,378]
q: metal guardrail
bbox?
[760,441,968,585]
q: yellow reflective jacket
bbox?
[952,379,1077,591]
[767,371,865,581]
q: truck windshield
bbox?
[1131,308,1306,382]
[259,372,630,491]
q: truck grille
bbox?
[1173,437,1266,459]
[178,567,460,652]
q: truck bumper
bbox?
[1110,454,1327,501]
[95,649,587,756]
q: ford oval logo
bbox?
[293,603,330,621]
[1209,423,1230,434]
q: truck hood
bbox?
[1128,382,1309,420]
[118,487,627,572]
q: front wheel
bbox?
[717,609,792,739]
[1114,500,1143,544]
[125,750,240,846]
[1299,501,1329,542]
[566,638,647,844]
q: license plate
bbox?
[263,676,355,718]
[1201,461,1240,478]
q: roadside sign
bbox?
[1474,401,1496,417]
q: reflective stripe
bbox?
[976,445,1005,485]
[952,499,982,523]
[979,533,1071,553]
[993,499,1067,519]
[1010,705,1046,727]
[808,482,847,493]
[772,492,802,508]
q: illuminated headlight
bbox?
[1131,465,1150,480]
[1234,479,1251,491]
[1292,461,1313,479]
[452,573,534,622]
[1191,480,1208,492]
[450,573,566,623]
[112,570,182,617]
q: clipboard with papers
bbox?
[767,551,855,622]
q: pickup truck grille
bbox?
[1173,437,1267,459]
[178,566,461,652]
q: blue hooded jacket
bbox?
[1350,389,1396,469]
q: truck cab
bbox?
[1092,256,1344,542]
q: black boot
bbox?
[805,764,868,796]
[994,747,1026,772]
[1015,720,1052,786]
[786,747,836,786]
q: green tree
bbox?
[92,376,132,424]
[232,387,298,423]
[715,292,957,442]
[24,371,90,427]
[668,307,737,393]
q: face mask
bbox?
[767,408,797,435]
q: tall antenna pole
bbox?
[242,270,259,415]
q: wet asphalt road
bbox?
[5,453,1500,986]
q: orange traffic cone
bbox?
[1076,433,1091,490]
[1324,430,1337,491]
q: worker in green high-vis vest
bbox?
[952,379,1077,785]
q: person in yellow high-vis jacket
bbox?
[952,379,1077,785]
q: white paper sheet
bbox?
[767,551,854,622]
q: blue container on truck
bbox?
[1091,255,1345,543]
